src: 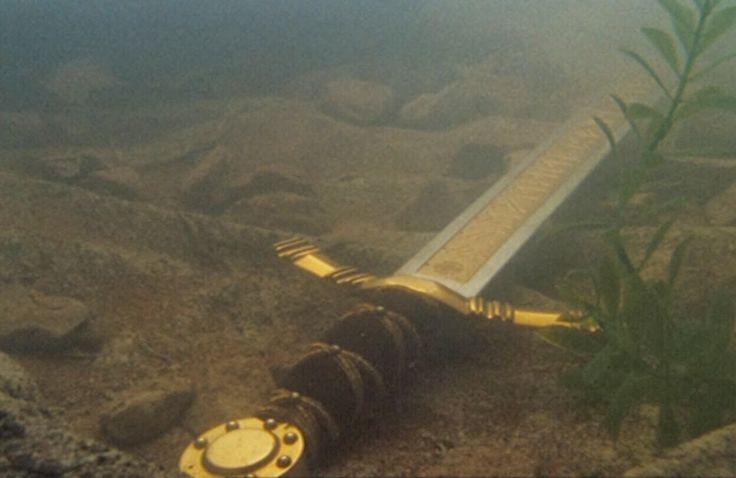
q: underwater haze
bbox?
[2,1,736,477]
[1,0,665,110]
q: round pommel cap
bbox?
[204,428,277,474]
[180,417,306,477]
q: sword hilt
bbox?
[274,236,590,330]
[179,237,594,477]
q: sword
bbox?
[179,78,656,477]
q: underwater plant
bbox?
[538,0,736,448]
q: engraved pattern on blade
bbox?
[416,102,623,285]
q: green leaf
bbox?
[642,27,681,74]
[597,257,622,320]
[639,219,675,272]
[610,95,645,143]
[657,0,697,51]
[620,49,674,99]
[605,229,637,274]
[667,237,691,287]
[593,116,618,155]
[702,6,736,50]
[627,102,665,122]
[535,326,605,357]
[618,163,649,207]
[627,103,667,142]
[581,343,621,386]
[604,373,654,437]
[620,270,668,358]
[677,86,736,119]
[692,51,736,80]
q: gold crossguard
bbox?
[275,237,594,331]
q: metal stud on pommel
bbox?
[179,417,307,477]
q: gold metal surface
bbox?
[275,238,592,330]
[180,417,306,478]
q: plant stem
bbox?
[647,2,712,153]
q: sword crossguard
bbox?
[274,236,589,331]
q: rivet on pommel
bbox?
[330,344,341,354]
[283,431,298,444]
[276,455,292,468]
[194,436,208,449]
[376,305,385,313]
[264,418,278,430]
[290,391,300,400]
[225,420,239,431]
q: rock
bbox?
[704,180,736,226]
[237,170,314,199]
[100,385,195,446]
[446,143,507,180]
[0,286,100,355]
[227,192,331,235]
[625,422,736,477]
[395,180,461,232]
[29,153,104,182]
[0,394,176,477]
[397,73,525,129]
[320,76,395,124]
[0,351,40,402]
[81,166,141,200]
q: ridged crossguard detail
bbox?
[468,297,516,322]
[274,237,377,287]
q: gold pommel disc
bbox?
[180,417,307,477]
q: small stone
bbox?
[0,286,99,355]
[100,385,195,446]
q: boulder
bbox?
[100,384,195,447]
[0,286,100,355]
